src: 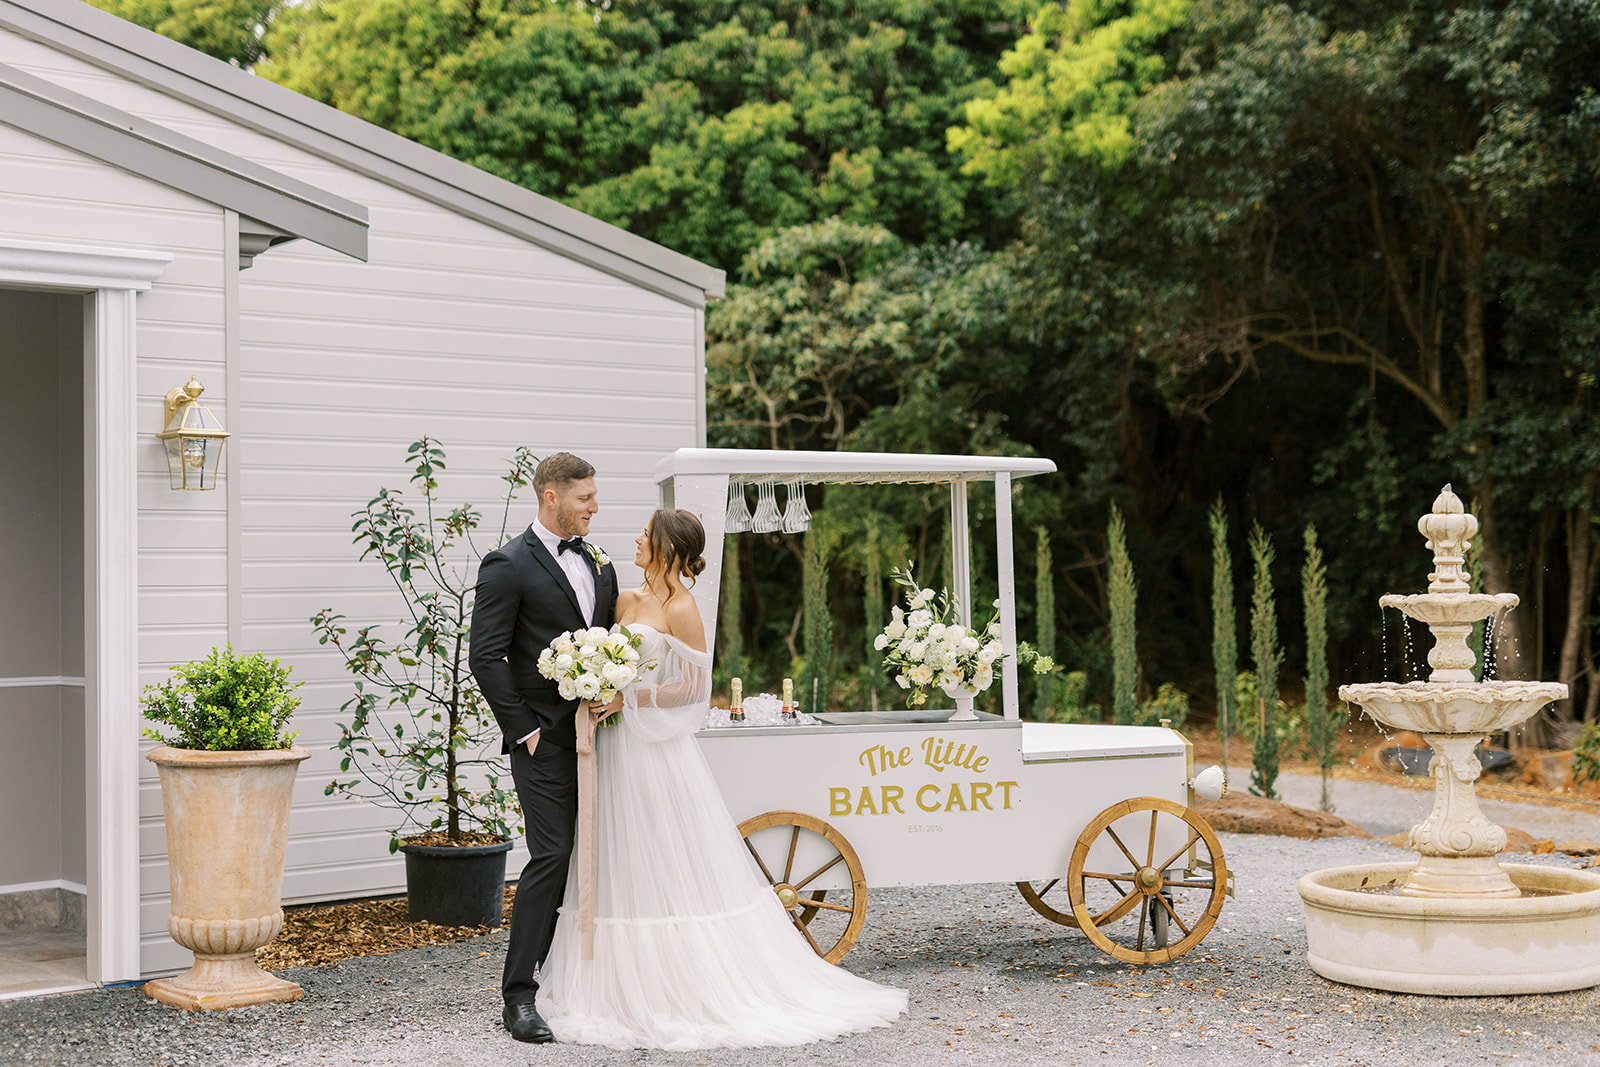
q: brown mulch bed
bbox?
[256,887,514,971]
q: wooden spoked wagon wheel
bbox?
[737,811,867,964]
[1016,877,1143,929]
[1067,797,1226,965]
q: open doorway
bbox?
[0,287,89,998]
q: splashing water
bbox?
[1484,611,1500,681]
[1380,607,1390,682]
[1401,615,1416,682]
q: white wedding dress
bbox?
[539,624,907,1049]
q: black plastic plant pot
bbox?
[398,838,514,928]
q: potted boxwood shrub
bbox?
[141,645,309,1010]
[311,438,534,928]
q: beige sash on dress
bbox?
[574,702,598,961]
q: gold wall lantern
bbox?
[157,377,229,490]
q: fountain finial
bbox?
[1420,484,1476,593]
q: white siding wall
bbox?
[0,28,704,975]
[0,115,228,974]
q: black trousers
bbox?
[502,740,578,1006]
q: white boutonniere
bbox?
[585,542,610,574]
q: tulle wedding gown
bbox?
[539,624,907,1049]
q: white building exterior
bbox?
[0,0,722,990]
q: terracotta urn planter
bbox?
[143,745,310,1010]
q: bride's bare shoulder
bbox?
[663,594,706,653]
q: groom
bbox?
[470,451,618,1043]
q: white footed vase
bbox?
[144,745,310,1010]
[941,681,979,721]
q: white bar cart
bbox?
[654,448,1230,966]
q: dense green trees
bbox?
[104,0,1600,725]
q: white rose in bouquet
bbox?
[960,635,980,654]
[586,626,610,645]
[558,678,578,701]
[577,675,602,699]
[554,652,574,672]
[976,645,999,666]
[909,664,934,686]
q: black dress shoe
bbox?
[503,1001,554,1043]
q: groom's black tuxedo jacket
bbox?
[470,527,618,753]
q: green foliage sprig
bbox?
[1209,499,1238,769]
[141,645,300,751]
[1249,524,1284,799]
[1108,504,1138,725]
[311,438,537,850]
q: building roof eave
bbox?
[0,61,368,262]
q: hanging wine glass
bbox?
[724,482,751,533]
[781,477,812,533]
[751,479,783,533]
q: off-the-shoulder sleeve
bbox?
[622,634,712,742]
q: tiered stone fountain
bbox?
[1298,487,1600,995]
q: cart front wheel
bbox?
[737,811,866,964]
[1068,797,1226,965]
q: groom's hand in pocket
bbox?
[524,732,540,757]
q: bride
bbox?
[538,508,907,1048]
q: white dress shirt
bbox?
[517,519,600,747]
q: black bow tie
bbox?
[557,536,585,556]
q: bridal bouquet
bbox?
[874,564,1052,708]
[537,626,646,721]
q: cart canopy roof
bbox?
[655,448,1056,486]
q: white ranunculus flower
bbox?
[928,622,946,640]
[577,675,602,699]
[975,664,994,690]
[602,662,632,687]
[976,646,998,666]
[554,653,574,672]
[960,635,980,654]
[586,626,610,645]
[558,678,578,701]
[937,670,961,690]
[908,609,933,629]
[554,636,574,655]
[988,620,1001,637]
[909,664,934,686]
[873,633,889,650]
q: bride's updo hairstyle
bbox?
[646,509,707,599]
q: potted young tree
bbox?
[141,645,308,1010]
[312,438,534,928]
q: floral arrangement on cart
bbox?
[875,564,1053,719]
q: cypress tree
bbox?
[1034,525,1057,721]
[1209,499,1237,770]
[1303,524,1333,811]
[864,520,884,708]
[720,534,743,687]
[1108,504,1138,725]
[1249,523,1283,798]
[801,529,835,716]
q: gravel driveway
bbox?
[6,772,1600,1067]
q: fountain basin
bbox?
[1300,862,1600,995]
[1379,592,1518,625]
[1338,681,1567,735]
